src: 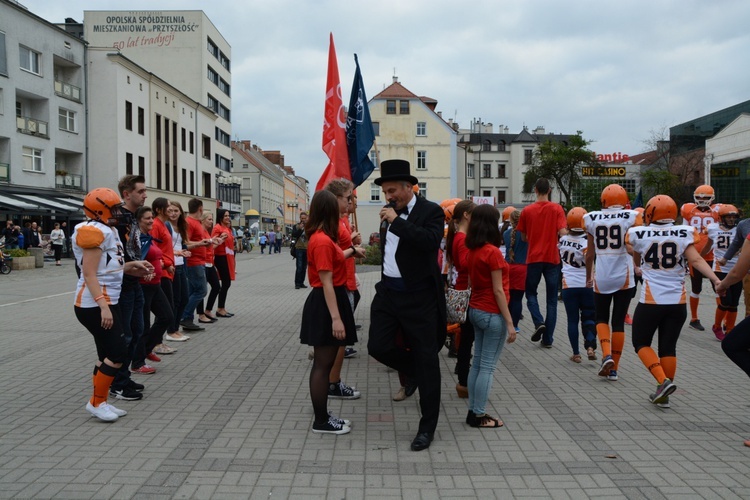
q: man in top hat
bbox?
[368,159,447,451]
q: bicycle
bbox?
[0,246,12,274]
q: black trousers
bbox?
[208,255,232,310]
[368,281,441,434]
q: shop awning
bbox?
[0,191,84,216]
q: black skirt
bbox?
[300,286,357,346]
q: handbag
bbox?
[445,286,471,324]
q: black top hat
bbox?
[374,159,419,186]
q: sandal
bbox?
[570,354,582,363]
[587,347,597,360]
[468,413,503,428]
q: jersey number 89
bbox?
[595,225,622,250]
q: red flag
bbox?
[316,33,350,192]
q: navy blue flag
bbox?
[346,54,376,187]
[632,187,643,208]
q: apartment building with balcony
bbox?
[0,0,87,220]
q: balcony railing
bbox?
[54,80,82,102]
[55,173,83,191]
[16,116,49,138]
[0,163,9,183]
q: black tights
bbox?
[722,316,750,378]
[310,345,338,424]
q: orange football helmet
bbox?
[644,195,678,225]
[501,206,516,222]
[600,184,629,209]
[719,204,739,228]
[566,207,587,231]
[83,188,126,226]
[443,203,457,222]
[693,184,715,207]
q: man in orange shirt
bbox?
[181,198,213,331]
[516,178,568,347]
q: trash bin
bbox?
[27,247,45,268]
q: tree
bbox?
[638,126,704,204]
[523,131,601,211]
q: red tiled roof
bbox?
[372,81,419,100]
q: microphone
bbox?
[380,201,396,231]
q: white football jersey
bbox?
[584,208,638,294]
[626,223,700,305]
[73,220,125,307]
[704,222,738,273]
[559,233,588,289]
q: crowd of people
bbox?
[69,168,749,449]
[72,175,237,421]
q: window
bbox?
[207,94,217,111]
[483,140,491,152]
[524,149,533,165]
[497,164,506,178]
[207,38,219,57]
[58,108,76,132]
[369,150,378,166]
[416,122,426,136]
[482,164,491,178]
[126,152,133,174]
[467,190,475,197]
[220,52,230,71]
[215,127,230,147]
[138,156,145,177]
[219,78,230,96]
[19,46,40,75]
[386,100,396,114]
[0,31,7,76]
[137,107,145,135]
[189,131,194,154]
[207,66,218,85]
[497,190,506,203]
[399,100,409,114]
[0,89,3,115]
[22,147,42,172]
[483,190,492,197]
[201,135,211,158]
[372,121,380,136]
[467,163,474,178]
[181,128,186,151]
[417,151,427,170]
[370,183,381,202]
[498,140,506,152]
[417,182,427,198]
[125,101,132,131]
[219,104,230,121]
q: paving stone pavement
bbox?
[0,252,748,499]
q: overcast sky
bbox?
[25,0,750,185]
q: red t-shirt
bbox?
[338,217,357,291]
[151,217,175,279]
[516,201,566,264]
[186,216,207,267]
[307,230,347,288]
[139,241,163,285]
[452,232,470,291]
[212,224,233,257]
[468,243,510,314]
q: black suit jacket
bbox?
[382,195,447,345]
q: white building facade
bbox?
[0,0,87,220]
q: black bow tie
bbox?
[396,207,409,216]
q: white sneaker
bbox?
[86,402,119,422]
[100,402,127,417]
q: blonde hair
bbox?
[508,209,522,264]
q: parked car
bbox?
[369,232,380,247]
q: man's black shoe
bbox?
[295,285,301,289]
[531,324,545,342]
[411,432,434,451]
[126,379,145,392]
[110,387,143,401]
[180,320,204,331]
[404,378,418,397]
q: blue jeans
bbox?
[171,264,188,332]
[561,287,596,355]
[467,307,509,416]
[112,280,144,390]
[295,249,308,286]
[182,265,207,322]
[525,262,561,345]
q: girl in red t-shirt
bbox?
[300,190,359,435]
[209,208,236,318]
[465,204,516,428]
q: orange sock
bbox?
[660,356,676,381]
[611,331,625,370]
[725,311,738,333]
[714,307,728,329]
[597,323,612,358]
[689,296,699,321]
[637,347,666,384]
[90,364,116,407]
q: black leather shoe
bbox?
[404,378,418,397]
[411,432,433,451]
